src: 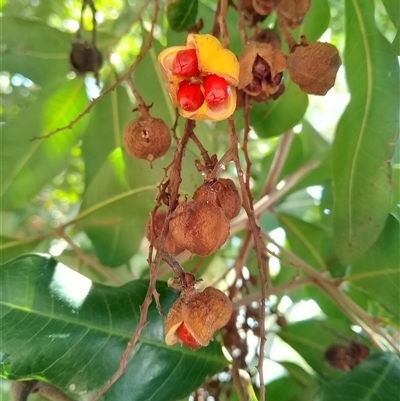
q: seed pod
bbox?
[287,41,342,95]
[169,199,230,256]
[239,41,287,98]
[145,211,184,256]
[251,28,282,50]
[193,178,241,220]
[70,41,103,75]
[165,287,233,348]
[123,116,171,162]
[276,0,311,29]
[324,344,352,371]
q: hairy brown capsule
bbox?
[165,287,233,348]
[145,210,184,256]
[276,0,311,29]
[193,178,241,220]
[70,41,103,75]
[287,41,342,95]
[169,199,230,256]
[123,117,171,162]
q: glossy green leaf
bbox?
[166,0,198,32]
[77,149,156,267]
[0,236,41,263]
[82,73,133,187]
[278,318,357,379]
[315,352,400,401]
[1,79,88,210]
[250,79,308,138]
[1,16,71,87]
[348,214,400,319]
[0,254,226,401]
[332,0,400,263]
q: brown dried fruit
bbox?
[252,0,275,16]
[239,41,287,98]
[251,28,282,50]
[276,0,311,29]
[70,41,103,75]
[287,41,342,95]
[165,286,233,348]
[123,117,171,162]
[324,339,370,371]
[169,199,230,256]
[145,210,184,256]
[193,178,241,220]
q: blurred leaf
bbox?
[348,214,400,319]
[265,377,300,401]
[332,1,399,263]
[293,0,331,42]
[250,79,308,138]
[381,0,399,27]
[166,0,198,32]
[0,236,41,263]
[77,149,156,267]
[134,43,176,129]
[0,254,226,401]
[1,79,88,210]
[82,72,132,187]
[1,16,71,87]
[278,318,356,379]
[280,361,317,389]
[315,352,400,401]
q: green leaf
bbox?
[348,214,400,319]
[332,0,400,263]
[380,0,399,27]
[77,149,156,267]
[250,79,308,138]
[1,16,71,87]
[315,352,400,401]
[278,318,356,379]
[0,236,41,263]
[293,0,331,43]
[166,0,198,32]
[1,79,88,211]
[82,73,132,187]
[0,254,226,401]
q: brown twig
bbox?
[189,131,213,167]
[227,116,267,400]
[276,12,296,50]
[217,0,230,48]
[32,0,156,141]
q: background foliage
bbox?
[0,0,399,400]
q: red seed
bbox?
[177,81,204,111]
[172,49,200,77]
[203,74,230,107]
[176,322,201,349]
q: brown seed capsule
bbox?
[193,179,241,220]
[165,287,233,348]
[169,199,230,256]
[287,41,342,95]
[123,117,171,162]
[69,41,103,75]
[239,41,287,98]
[324,344,352,371]
[145,210,184,256]
[276,0,311,29]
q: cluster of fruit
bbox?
[158,34,239,121]
[146,178,241,257]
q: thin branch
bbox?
[227,116,267,401]
[32,1,156,140]
[262,131,295,196]
[217,0,230,47]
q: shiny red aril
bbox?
[172,49,200,77]
[176,322,201,349]
[203,74,230,107]
[177,81,204,111]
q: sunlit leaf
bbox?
[332,0,399,263]
[0,254,226,401]
[1,79,88,210]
